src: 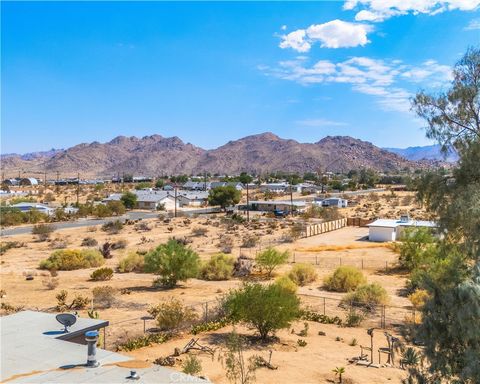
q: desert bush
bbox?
[274,275,298,293]
[144,239,200,288]
[398,227,437,271]
[81,237,98,247]
[111,239,127,250]
[40,249,104,271]
[289,223,304,241]
[99,242,112,259]
[199,253,235,281]
[224,282,300,340]
[408,289,430,310]
[148,297,198,331]
[288,263,317,286]
[101,220,124,234]
[182,354,202,376]
[218,235,234,253]
[32,223,56,241]
[241,234,259,248]
[134,222,151,232]
[56,290,90,311]
[118,333,170,352]
[255,247,289,277]
[344,308,365,327]
[42,276,60,290]
[0,241,24,255]
[342,283,389,311]
[323,266,366,292]
[118,252,145,273]
[92,285,116,308]
[192,227,208,236]
[50,238,68,249]
[300,309,342,325]
[90,267,114,281]
[87,226,97,232]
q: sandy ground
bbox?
[1,199,420,383]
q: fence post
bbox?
[205,302,209,322]
[361,259,364,270]
[315,255,318,265]
[103,327,106,350]
[323,297,326,316]
[293,252,296,263]
[339,257,342,266]
[385,261,388,273]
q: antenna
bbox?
[56,313,77,333]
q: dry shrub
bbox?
[323,266,366,292]
[342,283,389,311]
[118,252,145,273]
[192,227,208,236]
[148,297,198,331]
[50,238,68,249]
[218,235,234,253]
[111,239,127,250]
[288,263,317,286]
[241,234,259,248]
[32,223,56,241]
[199,253,235,281]
[90,267,114,281]
[42,276,60,290]
[81,237,98,247]
[92,285,117,308]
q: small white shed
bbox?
[368,218,437,242]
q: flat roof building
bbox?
[367,217,436,242]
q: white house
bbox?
[103,191,177,210]
[176,191,209,207]
[368,216,436,242]
[259,183,289,193]
[210,181,244,191]
[9,202,55,216]
[315,197,348,208]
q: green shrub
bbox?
[0,241,24,255]
[199,254,235,281]
[344,308,365,327]
[300,309,342,325]
[191,317,231,335]
[224,282,300,340]
[241,234,259,248]
[144,239,200,288]
[274,275,298,293]
[398,227,437,271]
[118,252,145,273]
[342,283,389,311]
[40,249,104,270]
[92,285,116,308]
[148,297,198,331]
[117,333,171,351]
[255,247,289,277]
[288,263,317,286]
[323,266,366,292]
[90,267,114,281]
[182,354,202,376]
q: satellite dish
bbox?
[56,313,77,332]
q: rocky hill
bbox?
[384,144,458,162]
[1,132,424,176]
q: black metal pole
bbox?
[246,182,250,222]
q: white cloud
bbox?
[261,56,452,112]
[279,19,372,52]
[465,18,480,29]
[296,118,348,127]
[281,25,288,31]
[344,0,480,22]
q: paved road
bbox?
[0,208,221,237]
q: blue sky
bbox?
[2,1,479,154]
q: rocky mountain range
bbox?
[383,144,458,162]
[1,133,437,176]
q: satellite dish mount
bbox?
[56,313,77,333]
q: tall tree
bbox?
[410,47,480,383]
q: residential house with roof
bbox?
[367,215,437,242]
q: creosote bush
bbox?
[218,235,234,253]
[90,267,114,281]
[118,252,145,273]
[241,234,259,248]
[323,266,366,292]
[342,283,389,311]
[101,220,124,234]
[32,223,56,241]
[148,297,198,331]
[199,253,235,281]
[182,354,202,376]
[81,237,98,247]
[255,247,289,277]
[40,249,104,271]
[274,275,298,294]
[288,263,317,286]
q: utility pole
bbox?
[174,184,178,218]
[122,172,125,192]
[246,182,250,222]
[44,171,47,188]
[76,172,80,206]
[290,177,294,216]
[203,171,207,191]
[56,171,60,193]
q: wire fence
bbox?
[102,294,415,351]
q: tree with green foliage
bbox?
[398,227,438,271]
[224,282,300,340]
[155,179,165,188]
[135,182,152,190]
[144,239,200,288]
[255,247,289,277]
[238,172,253,184]
[408,47,480,383]
[208,185,241,210]
[120,191,137,209]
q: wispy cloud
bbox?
[296,118,348,127]
[465,18,480,30]
[279,19,373,52]
[261,56,452,113]
[344,0,480,22]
